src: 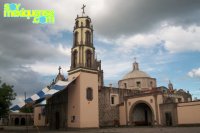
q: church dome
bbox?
[123,70,150,79]
[122,61,150,80]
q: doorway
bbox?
[55,112,60,129]
[131,103,153,126]
[165,112,172,126]
[15,118,19,125]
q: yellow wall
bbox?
[119,104,126,125]
[79,72,99,128]
[177,101,200,124]
[119,78,157,90]
[68,71,99,128]
[124,94,163,125]
[34,106,46,126]
[68,72,81,128]
[156,94,163,124]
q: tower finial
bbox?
[58,66,61,74]
[81,4,86,16]
[133,57,139,71]
[134,57,137,63]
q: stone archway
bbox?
[129,101,154,126]
[21,118,26,125]
[15,118,19,125]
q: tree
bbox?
[20,104,33,113]
[0,80,16,118]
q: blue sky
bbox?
[0,0,200,106]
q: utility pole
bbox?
[25,91,28,133]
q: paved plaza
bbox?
[1,126,200,133]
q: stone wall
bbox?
[34,105,46,126]
[46,88,68,129]
[9,112,33,126]
[159,103,178,126]
[98,87,119,127]
[98,87,147,127]
[119,89,141,103]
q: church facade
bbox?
[46,13,103,129]
[42,10,200,129]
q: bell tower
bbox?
[68,7,96,74]
[67,5,100,128]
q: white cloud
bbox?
[57,44,71,56]
[103,61,130,79]
[105,25,200,53]
[27,62,69,76]
[188,68,200,78]
[161,26,200,53]
[11,96,25,108]
[115,34,161,52]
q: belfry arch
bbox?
[86,49,92,68]
[74,32,79,46]
[72,50,78,68]
[85,31,91,45]
[86,19,90,27]
[129,101,154,126]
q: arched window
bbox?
[86,50,92,67]
[86,88,93,101]
[85,31,91,45]
[15,118,19,125]
[38,113,41,120]
[21,118,25,125]
[74,32,78,46]
[150,81,153,87]
[124,83,127,89]
[111,95,115,104]
[136,81,141,88]
[76,20,79,28]
[73,50,78,68]
[86,19,90,27]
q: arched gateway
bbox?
[129,101,154,126]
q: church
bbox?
[32,7,200,129]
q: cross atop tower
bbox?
[58,66,61,74]
[81,4,86,16]
[134,57,137,63]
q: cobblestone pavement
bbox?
[1,126,200,133]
